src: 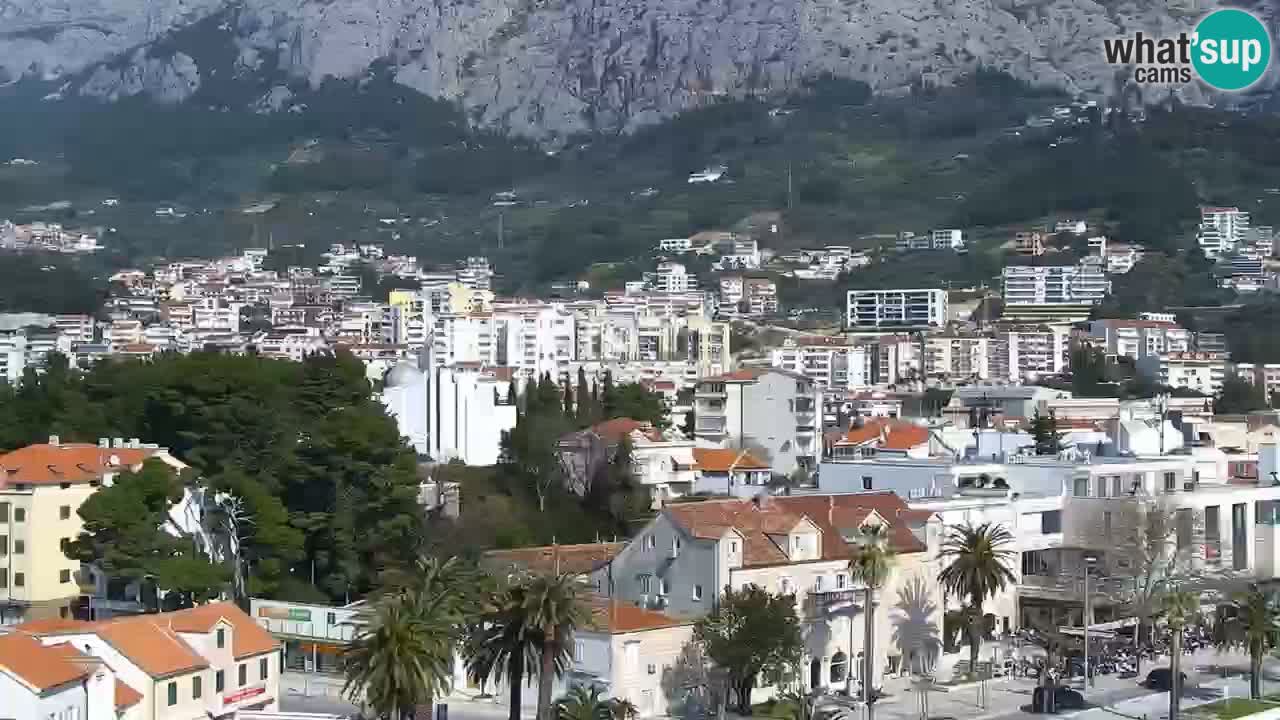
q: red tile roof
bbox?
[115,679,143,708]
[835,419,931,451]
[664,493,930,568]
[692,448,770,472]
[584,596,693,633]
[590,418,650,443]
[0,634,93,691]
[484,542,625,576]
[0,444,160,486]
[163,601,279,659]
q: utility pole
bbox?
[1083,556,1096,688]
[497,212,504,250]
[787,162,794,210]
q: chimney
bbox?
[48,434,59,446]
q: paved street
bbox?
[283,648,1276,720]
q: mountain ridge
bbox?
[0,0,1275,138]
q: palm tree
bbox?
[1214,584,1279,699]
[342,594,456,720]
[466,582,539,720]
[556,685,611,720]
[1162,590,1199,720]
[849,524,894,719]
[524,573,586,720]
[937,523,1016,675]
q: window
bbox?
[836,573,847,589]
[573,640,584,661]
[14,540,23,555]
[215,670,224,692]
[59,505,71,520]
[217,628,225,649]
[167,682,177,706]
[729,541,739,554]
[645,535,656,551]
[658,578,669,596]
[830,652,848,683]
[0,535,6,556]
[1073,477,1089,497]
[14,573,23,587]
[815,575,824,592]
[639,575,652,593]
[780,577,793,595]
[238,663,247,687]
[13,508,23,522]
[0,572,6,588]
[193,676,202,699]
[647,663,657,675]
[1104,511,1113,538]
[1095,477,1109,498]
[1164,472,1177,492]
[260,657,269,680]
[673,537,681,554]
[693,584,703,601]
[60,569,71,583]
[1112,476,1124,497]
[1041,511,1062,534]
[326,612,337,625]
[60,538,70,553]
[862,476,873,490]
[0,502,7,522]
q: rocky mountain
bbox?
[0,0,1273,138]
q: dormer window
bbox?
[217,628,226,649]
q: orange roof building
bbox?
[0,437,187,624]
[829,419,933,457]
[7,601,282,717]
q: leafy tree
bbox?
[67,459,228,609]
[1215,375,1268,415]
[575,368,592,424]
[937,523,1016,674]
[1213,584,1280,699]
[1029,410,1063,456]
[695,584,804,713]
[563,383,576,422]
[603,383,670,428]
[1070,346,1113,398]
[849,524,894,718]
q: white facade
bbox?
[1198,207,1250,259]
[653,262,696,293]
[771,339,872,390]
[1001,263,1110,307]
[846,289,947,330]
[694,369,821,473]
[1087,319,1192,361]
[930,229,964,250]
[430,364,518,465]
[1136,352,1229,395]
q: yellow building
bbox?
[0,437,186,623]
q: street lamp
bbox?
[1082,555,1097,689]
[1156,392,1170,456]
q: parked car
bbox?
[1144,668,1187,691]
[1054,687,1086,710]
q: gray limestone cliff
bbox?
[0,0,1274,137]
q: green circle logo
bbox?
[1192,8,1271,91]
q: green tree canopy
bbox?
[694,584,804,713]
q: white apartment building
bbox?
[53,315,96,344]
[771,337,872,390]
[1198,207,1250,259]
[0,335,28,385]
[743,278,779,316]
[931,229,964,250]
[1001,262,1110,320]
[651,262,696,293]
[718,276,744,308]
[493,303,577,379]
[846,289,947,330]
[457,257,494,291]
[431,312,498,368]
[1137,351,1229,395]
[659,237,693,253]
[987,325,1072,382]
[924,335,991,381]
[1087,318,1192,361]
[1235,364,1280,403]
[693,368,821,473]
[326,274,362,298]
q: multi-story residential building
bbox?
[1105,243,1142,274]
[771,337,872,391]
[693,368,820,473]
[0,438,189,624]
[718,276,744,309]
[1195,332,1231,356]
[986,324,1072,382]
[1198,206,1250,259]
[923,335,991,380]
[1235,364,1280,403]
[1086,317,1192,361]
[659,237,693,253]
[846,289,947,330]
[1001,262,1110,322]
[326,274,362,298]
[1137,351,1229,395]
[930,229,964,250]
[1014,231,1046,256]
[0,334,28,385]
[651,262,696,293]
[894,232,931,252]
[592,493,942,694]
[457,256,494,291]
[7,601,281,720]
[1225,254,1265,278]
[53,315,96,344]
[743,278,779,317]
